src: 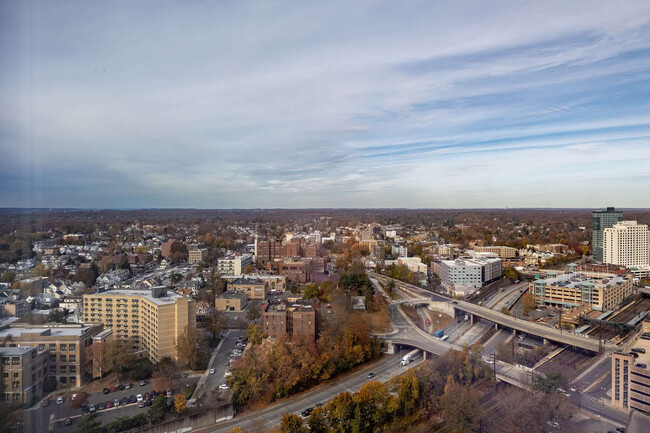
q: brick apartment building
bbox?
[255,239,282,266]
[262,301,317,344]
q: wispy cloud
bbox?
[1,0,650,208]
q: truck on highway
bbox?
[401,349,422,366]
[433,329,444,338]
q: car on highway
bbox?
[210,368,215,374]
[302,407,313,417]
[367,372,375,378]
[56,396,64,405]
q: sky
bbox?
[1,1,650,209]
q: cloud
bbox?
[1,0,650,208]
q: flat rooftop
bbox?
[0,346,36,356]
[0,324,97,338]
[217,290,247,300]
[537,272,629,291]
[91,289,185,306]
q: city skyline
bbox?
[2,1,650,209]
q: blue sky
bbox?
[1,0,650,208]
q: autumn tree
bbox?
[206,309,226,340]
[304,283,320,300]
[176,327,199,369]
[522,293,536,315]
[247,324,263,345]
[247,304,261,322]
[396,369,420,415]
[243,264,254,274]
[440,378,481,433]
[153,356,175,392]
[278,413,308,433]
[174,394,187,414]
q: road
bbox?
[201,351,412,433]
[199,329,245,399]
[483,329,513,357]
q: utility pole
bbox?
[598,322,602,355]
[558,307,562,334]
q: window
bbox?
[69,366,76,373]
[68,355,76,363]
[60,355,67,362]
[11,357,20,365]
[60,366,67,373]
[49,344,56,352]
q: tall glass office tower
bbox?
[592,207,623,262]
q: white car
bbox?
[56,396,64,405]
[71,393,78,400]
[224,370,232,377]
[136,394,143,403]
[219,380,229,390]
[209,368,215,375]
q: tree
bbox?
[247,304,261,322]
[48,309,67,323]
[532,370,566,394]
[308,406,328,433]
[153,357,175,392]
[69,391,88,410]
[228,428,246,433]
[247,324,263,345]
[504,266,519,282]
[440,378,481,433]
[101,339,137,381]
[278,413,307,433]
[74,263,99,288]
[304,283,320,300]
[206,309,226,340]
[396,369,419,415]
[243,265,254,274]
[522,293,536,315]
[73,414,101,433]
[176,327,199,369]
[148,396,168,424]
[1,271,16,283]
[174,394,187,414]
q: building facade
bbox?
[0,346,48,406]
[215,291,248,312]
[188,248,208,264]
[440,257,503,294]
[473,246,518,259]
[227,278,266,300]
[262,302,316,343]
[255,239,282,266]
[604,221,650,268]
[612,339,650,413]
[217,254,254,276]
[0,324,103,388]
[593,207,623,262]
[82,288,196,363]
[530,271,633,311]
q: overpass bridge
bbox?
[370,273,615,353]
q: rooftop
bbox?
[0,346,36,356]
[537,271,629,292]
[0,324,98,338]
[217,290,247,300]
[89,289,186,306]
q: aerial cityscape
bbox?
[2,1,650,433]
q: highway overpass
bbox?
[370,273,614,353]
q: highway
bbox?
[370,273,612,352]
[201,351,412,433]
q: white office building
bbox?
[440,257,503,295]
[604,221,649,268]
[217,254,254,276]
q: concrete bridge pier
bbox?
[383,341,396,354]
[494,323,499,331]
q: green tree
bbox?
[532,370,566,394]
[73,414,101,433]
[48,309,67,323]
[147,395,168,424]
[504,266,519,282]
[279,413,308,433]
[304,283,320,300]
[247,324,263,345]
[396,369,420,415]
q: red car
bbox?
[110,385,117,392]
[105,400,113,408]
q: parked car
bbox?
[89,404,96,413]
[138,401,145,408]
[144,392,151,400]
[145,399,152,407]
[117,384,124,391]
[106,400,113,408]
[166,390,173,397]
[113,399,120,407]
[98,402,105,410]
[219,380,229,390]
[210,368,215,374]
[81,403,89,413]
[71,393,78,400]
[103,388,110,394]
[121,397,129,405]
[137,394,143,403]
[42,399,49,407]
[151,390,159,398]
[110,385,117,392]
[129,395,137,403]
[56,396,64,405]
[125,383,132,389]
[64,418,72,426]
[139,380,146,386]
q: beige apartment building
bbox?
[83,287,196,363]
[604,221,650,268]
[473,246,518,259]
[215,291,247,312]
[612,338,650,413]
[227,278,266,300]
[0,324,103,388]
[530,271,633,311]
[1,346,48,406]
[188,248,208,264]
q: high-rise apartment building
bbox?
[592,207,623,262]
[82,287,196,363]
[604,221,650,268]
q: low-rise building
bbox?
[0,324,103,388]
[473,246,518,259]
[217,254,253,276]
[530,271,634,311]
[227,277,266,300]
[0,346,49,406]
[440,257,503,295]
[215,291,247,312]
[262,301,317,343]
